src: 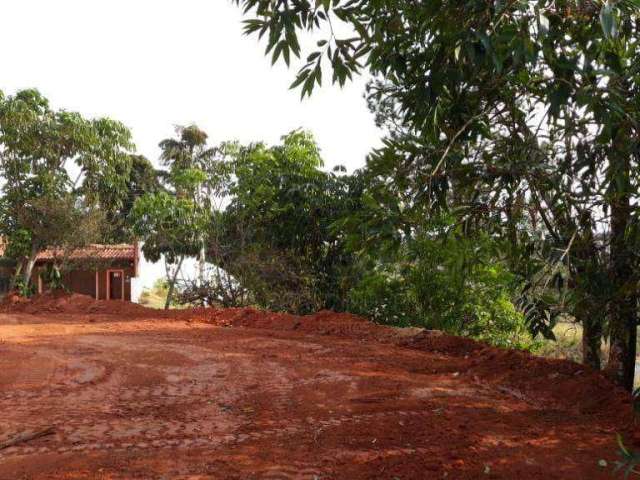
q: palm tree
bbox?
[159,125,216,288]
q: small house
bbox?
[0,242,140,301]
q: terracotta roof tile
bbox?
[0,238,135,262]
[37,244,136,262]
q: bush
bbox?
[347,268,418,327]
[347,234,537,350]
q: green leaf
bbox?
[289,69,310,90]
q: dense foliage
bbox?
[131,126,214,309]
[348,229,535,350]
[0,89,135,290]
[205,131,363,313]
[165,129,535,349]
[233,0,640,391]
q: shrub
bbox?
[348,234,537,350]
[347,268,418,327]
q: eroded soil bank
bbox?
[0,293,635,479]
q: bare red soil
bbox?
[0,293,635,479]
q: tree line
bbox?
[0,88,533,348]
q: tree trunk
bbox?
[605,140,637,391]
[8,263,22,292]
[198,241,206,287]
[164,256,184,310]
[574,213,603,370]
[20,245,39,294]
[581,314,603,370]
[606,200,637,390]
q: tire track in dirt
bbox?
[0,409,433,459]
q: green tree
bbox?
[159,125,217,284]
[131,125,214,309]
[209,130,363,313]
[101,154,164,242]
[131,192,210,309]
[0,89,134,289]
[235,0,640,390]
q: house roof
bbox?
[0,240,139,276]
[0,239,137,264]
[36,244,136,262]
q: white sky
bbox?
[0,0,381,171]
[1,0,382,293]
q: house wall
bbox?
[62,270,96,298]
[34,262,136,301]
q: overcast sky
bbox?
[1,0,382,171]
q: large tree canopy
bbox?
[209,130,363,313]
[0,89,135,288]
[131,125,214,309]
[102,154,163,242]
[235,0,640,390]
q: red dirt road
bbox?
[0,302,635,479]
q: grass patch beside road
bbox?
[138,280,170,310]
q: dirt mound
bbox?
[0,291,168,317]
[400,329,485,356]
[208,308,632,420]
[0,293,632,423]
[398,330,631,420]
[0,292,29,308]
[0,291,93,314]
[204,308,399,341]
[466,347,632,419]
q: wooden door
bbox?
[108,270,124,300]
